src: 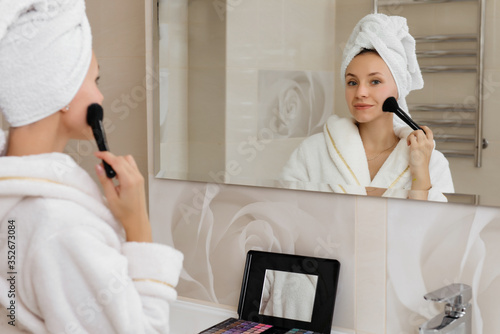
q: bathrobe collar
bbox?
[323,115,413,188]
[0,130,123,237]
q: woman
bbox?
[280,13,454,202]
[0,1,182,333]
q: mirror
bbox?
[155,0,499,207]
[260,270,318,322]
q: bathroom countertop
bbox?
[169,296,352,334]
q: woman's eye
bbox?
[347,80,357,86]
[371,79,381,85]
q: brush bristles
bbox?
[86,103,103,125]
[382,96,399,113]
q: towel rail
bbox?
[417,49,477,58]
[445,193,480,205]
[417,119,476,127]
[434,134,475,143]
[415,34,477,43]
[440,150,475,158]
[421,65,476,73]
[378,0,476,6]
[475,0,485,166]
[409,104,476,112]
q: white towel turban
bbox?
[0,0,92,127]
[340,13,423,130]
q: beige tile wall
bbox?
[76,0,149,196]
[355,196,387,333]
[0,114,5,131]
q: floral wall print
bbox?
[258,70,334,139]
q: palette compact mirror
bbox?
[199,251,341,334]
[259,270,318,322]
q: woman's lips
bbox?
[354,103,374,110]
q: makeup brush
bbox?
[382,97,425,134]
[87,103,116,178]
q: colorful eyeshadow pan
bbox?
[199,318,276,334]
[198,318,323,334]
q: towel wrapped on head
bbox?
[340,13,423,130]
[0,0,92,127]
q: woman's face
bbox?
[62,52,104,140]
[344,52,398,125]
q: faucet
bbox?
[419,283,472,334]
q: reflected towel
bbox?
[340,13,423,130]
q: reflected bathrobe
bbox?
[0,131,183,333]
[280,115,454,202]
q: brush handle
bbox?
[91,120,116,178]
[383,97,426,134]
[102,160,116,179]
[394,109,426,134]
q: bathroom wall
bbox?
[185,0,227,180]
[76,0,150,196]
[0,115,5,131]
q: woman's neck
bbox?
[6,113,68,156]
[357,117,399,151]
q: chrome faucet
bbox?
[419,283,472,334]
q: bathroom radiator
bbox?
[374,0,486,167]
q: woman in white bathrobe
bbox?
[0,1,182,333]
[280,14,454,202]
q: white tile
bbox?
[355,196,387,334]
[188,21,226,69]
[159,22,188,69]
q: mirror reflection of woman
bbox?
[280,14,454,201]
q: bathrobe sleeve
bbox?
[427,150,455,202]
[25,202,183,334]
[278,143,331,192]
[278,134,336,192]
[280,140,311,184]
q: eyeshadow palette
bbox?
[199,318,323,334]
[198,251,340,334]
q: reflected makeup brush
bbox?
[382,96,426,134]
[87,103,116,178]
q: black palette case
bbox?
[199,250,341,334]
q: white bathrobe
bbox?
[280,115,454,202]
[0,132,183,333]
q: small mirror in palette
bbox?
[199,250,341,334]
